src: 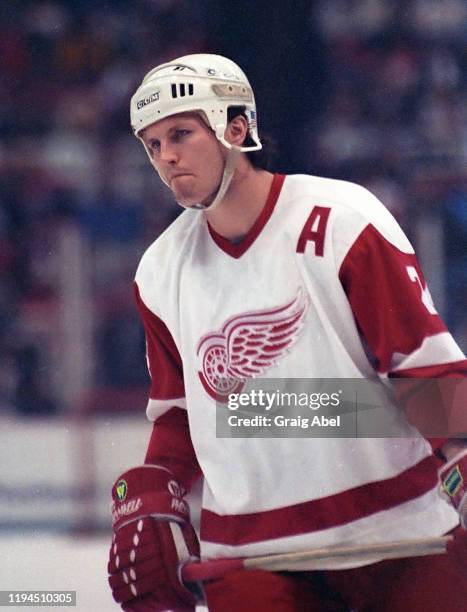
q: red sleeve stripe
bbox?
[389,360,467,379]
[200,455,438,545]
[389,332,465,374]
[146,397,187,421]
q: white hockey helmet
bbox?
[130,53,262,153]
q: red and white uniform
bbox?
[134,174,466,569]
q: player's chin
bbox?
[174,191,200,207]
[170,184,193,203]
[175,187,214,209]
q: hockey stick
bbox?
[182,535,451,582]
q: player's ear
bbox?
[224,115,248,147]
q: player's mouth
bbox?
[170,173,193,184]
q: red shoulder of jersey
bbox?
[339,224,467,449]
[339,223,466,377]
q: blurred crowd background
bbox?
[0,0,466,417]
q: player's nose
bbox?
[159,141,178,165]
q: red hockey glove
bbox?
[439,449,467,528]
[108,465,201,611]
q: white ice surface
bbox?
[0,533,207,612]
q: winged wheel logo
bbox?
[196,289,309,403]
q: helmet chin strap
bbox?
[185,145,242,212]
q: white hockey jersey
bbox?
[135,173,466,569]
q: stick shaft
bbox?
[182,536,451,583]
[245,535,450,569]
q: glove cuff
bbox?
[111,465,190,530]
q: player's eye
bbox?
[148,140,161,154]
[173,129,190,141]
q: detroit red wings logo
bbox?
[196,289,309,403]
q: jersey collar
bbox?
[207,173,285,258]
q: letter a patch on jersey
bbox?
[196,289,309,403]
[296,206,331,256]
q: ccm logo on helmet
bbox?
[137,92,160,109]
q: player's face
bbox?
[141,113,225,207]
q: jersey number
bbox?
[296,206,331,256]
[406,266,437,315]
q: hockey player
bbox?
[108,54,467,611]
